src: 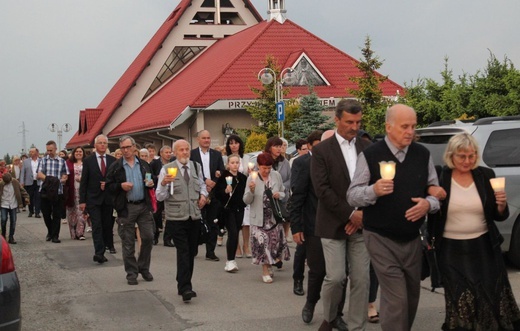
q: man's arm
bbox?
[347,153,378,208]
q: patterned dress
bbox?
[250,191,290,265]
[66,163,86,239]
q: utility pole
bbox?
[18,121,28,155]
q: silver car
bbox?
[0,235,21,330]
[416,115,520,267]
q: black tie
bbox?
[182,165,190,183]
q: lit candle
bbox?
[379,161,396,180]
[226,176,233,185]
[251,171,258,180]
[490,177,505,192]
[248,162,255,170]
[167,167,178,195]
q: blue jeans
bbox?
[1,208,17,238]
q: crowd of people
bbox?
[2,100,520,330]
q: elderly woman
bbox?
[243,152,290,283]
[429,133,520,330]
[65,146,87,240]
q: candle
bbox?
[251,171,258,180]
[379,161,396,180]
[490,177,505,192]
[248,162,255,170]
[226,176,233,185]
[167,167,178,195]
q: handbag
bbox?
[420,228,443,291]
[264,186,286,224]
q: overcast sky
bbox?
[1,0,519,157]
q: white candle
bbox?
[251,171,258,180]
[490,177,505,192]
[248,162,255,170]
[379,161,396,180]
[167,167,177,195]
[226,176,233,185]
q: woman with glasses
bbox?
[429,133,520,330]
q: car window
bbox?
[416,135,454,166]
[483,128,520,167]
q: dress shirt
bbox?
[198,148,211,180]
[335,131,357,180]
[1,184,17,209]
[123,157,144,201]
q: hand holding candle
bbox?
[490,177,505,192]
[225,176,233,185]
[379,161,396,180]
[167,167,178,195]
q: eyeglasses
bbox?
[453,153,477,161]
[96,142,108,145]
[120,145,133,150]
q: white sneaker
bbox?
[224,260,238,273]
[86,226,92,233]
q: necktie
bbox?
[182,165,190,183]
[100,155,106,176]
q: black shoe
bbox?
[51,237,61,243]
[302,301,315,324]
[8,237,17,245]
[46,235,51,241]
[293,279,305,296]
[109,247,117,254]
[28,213,33,217]
[140,271,154,282]
[182,290,197,303]
[330,316,348,331]
[127,278,138,285]
[93,255,108,264]
[272,260,283,269]
[205,253,220,261]
[153,238,159,245]
[35,214,41,218]
[164,241,175,247]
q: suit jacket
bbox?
[190,148,225,182]
[311,135,371,239]
[288,153,317,236]
[79,153,116,206]
[20,158,40,186]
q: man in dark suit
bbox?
[79,134,116,263]
[311,99,372,331]
[190,130,225,261]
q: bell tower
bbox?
[267,0,287,24]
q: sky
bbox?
[1,0,519,158]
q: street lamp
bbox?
[257,67,295,137]
[48,123,72,151]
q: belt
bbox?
[127,200,145,204]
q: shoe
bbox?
[62,219,67,224]
[22,207,26,212]
[109,247,117,254]
[205,254,220,262]
[262,275,273,283]
[46,235,51,242]
[51,237,61,243]
[28,213,33,217]
[93,255,108,264]
[35,214,41,218]
[224,260,238,273]
[330,316,348,331]
[217,236,223,246]
[85,226,92,232]
[153,238,159,245]
[235,253,243,258]
[302,301,316,324]
[140,271,154,281]
[272,260,283,269]
[245,252,252,258]
[182,290,197,303]
[8,237,17,245]
[79,236,86,240]
[286,236,293,243]
[164,241,175,247]
[368,313,380,323]
[236,247,243,258]
[318,320,333,331]
[293,279,305,296]
[127,278,138,285]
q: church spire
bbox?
[267,0,287,24]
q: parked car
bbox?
[415,115,520,267]
[0,235,21,330]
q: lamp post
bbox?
[48,123,72,151]
[257,67,294,138]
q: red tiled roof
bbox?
[110,19,403,136]
[67,0,192,147]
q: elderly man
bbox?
[156,140,208,303]
[79,134,117,263]
[190,130,225,261]
[347,104,441,330]
[106,135,155,285]
[20,147,42,218]
[37,141,69,243]
[311,100,372,331]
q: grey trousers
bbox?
[363,230,422,331]
[117,203,154,280]
[321,231,369,331]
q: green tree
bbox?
[285,87,334,142]
[347,36,391,135]
[3,153,12,164]
[244,132,267,153]
[246,55,291,137]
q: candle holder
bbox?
[226,176,233,185]
[379,161,396,180]
[490,177,505,192]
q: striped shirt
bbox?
[39,155,69,194]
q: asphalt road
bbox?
[10,212,520,330]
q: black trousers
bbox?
[293,242,306,281]
[40,195,63,239]
[25,181,41,215]
[223,208,244,261]
[202,200,221,256]
[154,201,164,242]
[87,203,115,256]
[169,219,200,294]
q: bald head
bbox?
[321,130,335,141]
[385,104,417,150]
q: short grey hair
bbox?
[173,139,191,151]
[443,133,480,170]
[159,145,172,153]
[94,134,108,144]
[119,135,135,146]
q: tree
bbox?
[285,87,334,142]
[3,153,12,164]
[244,132,267,153]
[246,55,291,138]
[347,36,391,135]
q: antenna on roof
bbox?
[267,0,287,24]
